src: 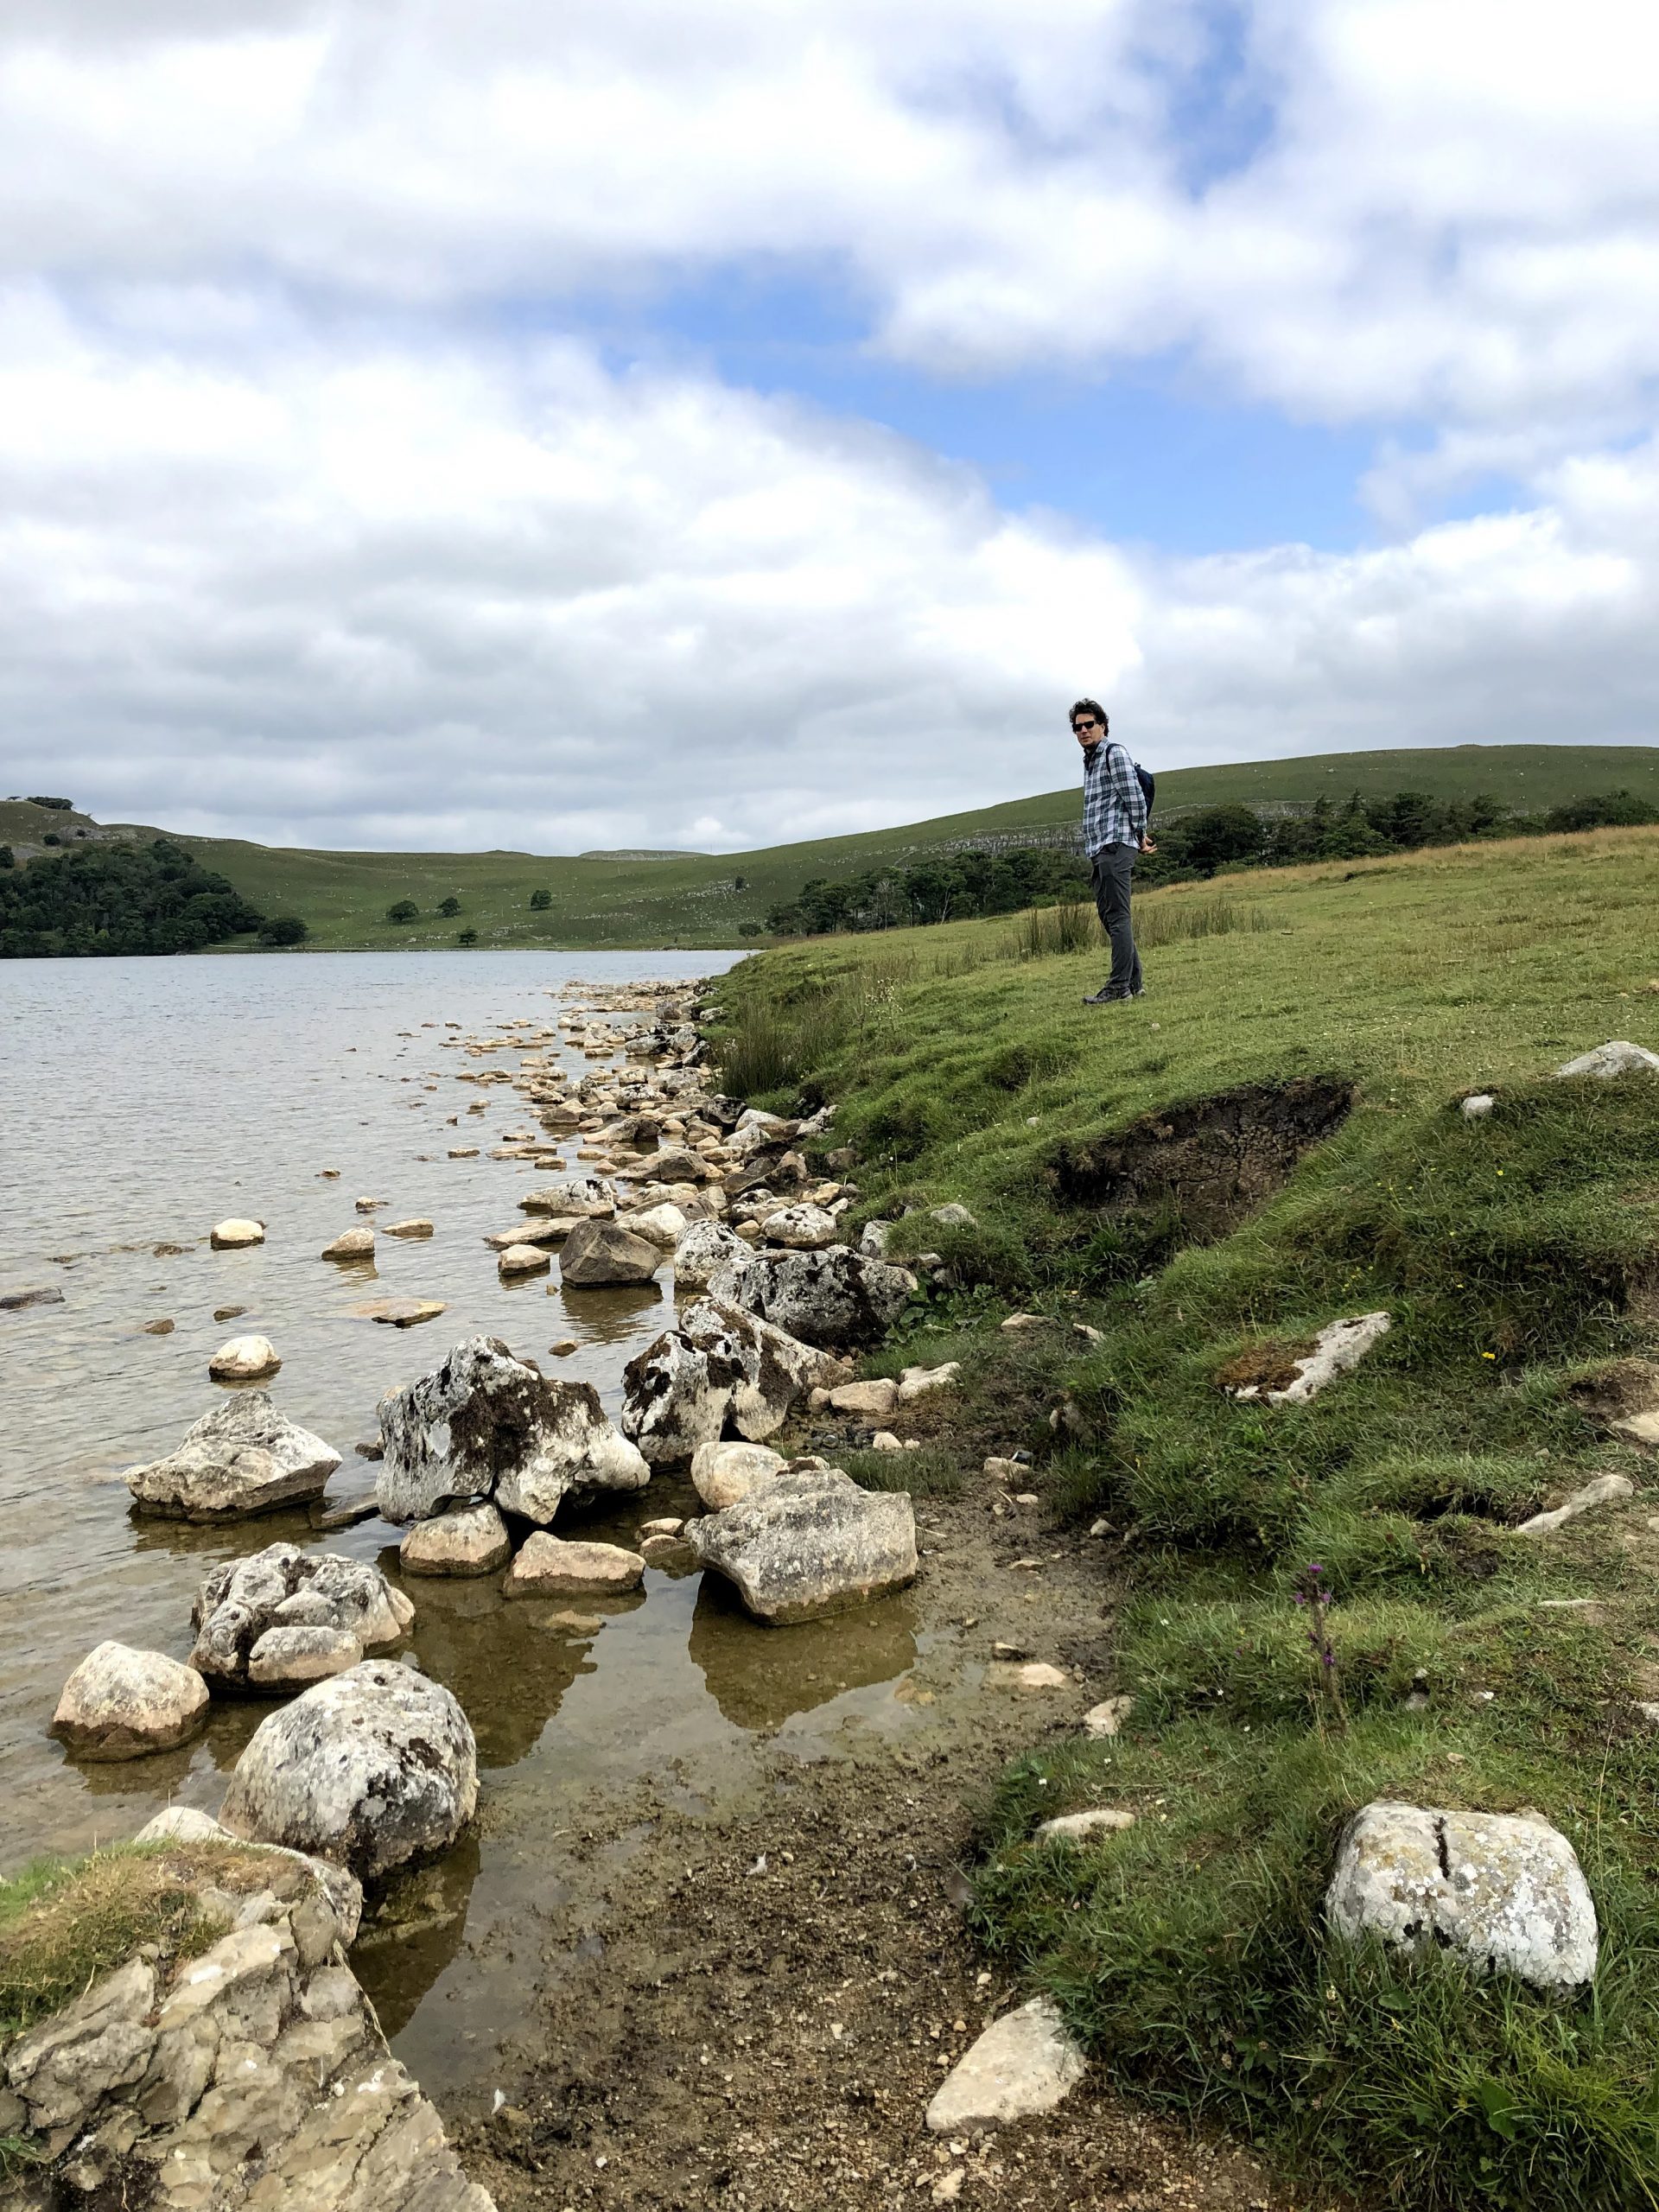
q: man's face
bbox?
[1072,712,1103,753]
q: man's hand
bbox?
[1140,836,1157,855]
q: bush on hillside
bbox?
[529,888,552,911]
[25,796,74,811]
[385,899,418,924]
[437,894,461,917]
[257,914,308,946]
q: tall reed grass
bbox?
[1013,892,1269,960]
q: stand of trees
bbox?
[0,839,270,957]
[764,787,1659,938]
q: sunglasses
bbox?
[1072,718,1100,731]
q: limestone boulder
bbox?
[620,1298,830,1464]
[558,1217,662,1286]
[50,1642,210,1761]
[828,1377,898,1420]
[210,1218,265,1249]
[1555,1039,1659,1079]
[189,1542,413,1692]
[321,1226,374,1261]
[686,1466,918,1624]
[376,1336,648,1524]
[208,1333,281,1381]
[520,1175,614,1217]
[708,1244,916,1350]
[672,1217,751,1292]
[925,1998,1086,2133]
[760,1204,838,1249]
[126,1391,341,1522]
[1325,1801,1599,1989]
[400,1503,512,1577]
[503,1534,645,1599]
[219,1659,477,1881]
[620,1202,688,1251]
[497,1242,550,1276]
[690,1440,786,1511]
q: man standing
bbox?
[1072,698,1154,1004]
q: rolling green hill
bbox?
[4,742,1656,950]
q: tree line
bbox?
[0,839,308,957]
[762,786,1659,937]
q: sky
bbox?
[3,0,1657,855]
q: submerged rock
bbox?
[376,1336,648,1524]
[189,1542,413,1691]
[1325,1801,1599,1989]
[925,1998,1086,2133]
[708,1244,916,1350]
[219,1659,478,1881]
[50,1642,210,1760]
[687,1466,917,1624]
[125,1391,341,1522]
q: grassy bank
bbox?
[6,743,1656,951]
[718,826,1659,2207]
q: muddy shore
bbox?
[454,1478,1304,2212]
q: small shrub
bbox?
[529,887,552,912]
[385,899,418,924]
[437,894,461,918]
[456,927,479,946]
[257,914,308,947]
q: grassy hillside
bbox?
[712,826,1659,2206]
[4,743,1657,950]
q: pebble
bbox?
[1082,1694,1135,1738]
[548,1338,579,1357]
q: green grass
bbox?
[725,823,1659,2208]
[6,741,1659,950]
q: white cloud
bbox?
[1,296,1655,853]
[3,0,1657,441]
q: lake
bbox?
[0,949,924,2094]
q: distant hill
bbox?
[4,743,1656,951]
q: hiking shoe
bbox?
[1082,988,1129,1005]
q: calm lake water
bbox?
[0,950,924,2097]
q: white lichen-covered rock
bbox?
[502,1533,646,1599]
[687,1466,917,1624]
[828,1376,898,1419]
[189,1543,413,1691]
[925,1998,1086,2133]
[558,1217,663,1285]
[1461,1092,1496,1119]
[621,1299,832,1463]
[321,1224,375,1260]
[759,1203,839,1249]
[708,1243,916,1350]
[125,1391,341,1522]
[376,1335,647,1523]
[1036,1807,1136,1841]
[1555,1039,1659,1079]
[1517,1471,1634,1534]
[1325,1801,1599,1989]
[208,1333,282,1380]
[897,1360,961,1402]
[219,1659,478,1880]
[400,1502,512,1576]
[672,1217,752,1291]
[689,1440,786,1510]
[1229,1312,1391,1405]
[50,1642,210,1761]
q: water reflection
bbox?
[352,1829,483,2041]
[687,1575,918,1732]
[548,1280,666,1341]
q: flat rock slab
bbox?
[401,1502,512,1578]
[1037,1808,1136,1841]
[126,1390,341,1522]
[1230,1311,1391,1405]
[2,1283,66,1311]
[1325,1800,1599,1989]
[384,1217,435,1237]
[687,1466,917,1624]
[986,1661,1070,1691]
[1517,1471,1634,1534]
[925,1997,1087,2133]
[51,1641,209,1760]
[219,1658,478,1882]
[503,1534,645,1599]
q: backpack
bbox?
[1134,762,1155,816]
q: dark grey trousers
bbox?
[1090,842,1142,995]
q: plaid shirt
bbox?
[1081,740,1147,855]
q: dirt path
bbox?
[454,1479,1307,2212]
